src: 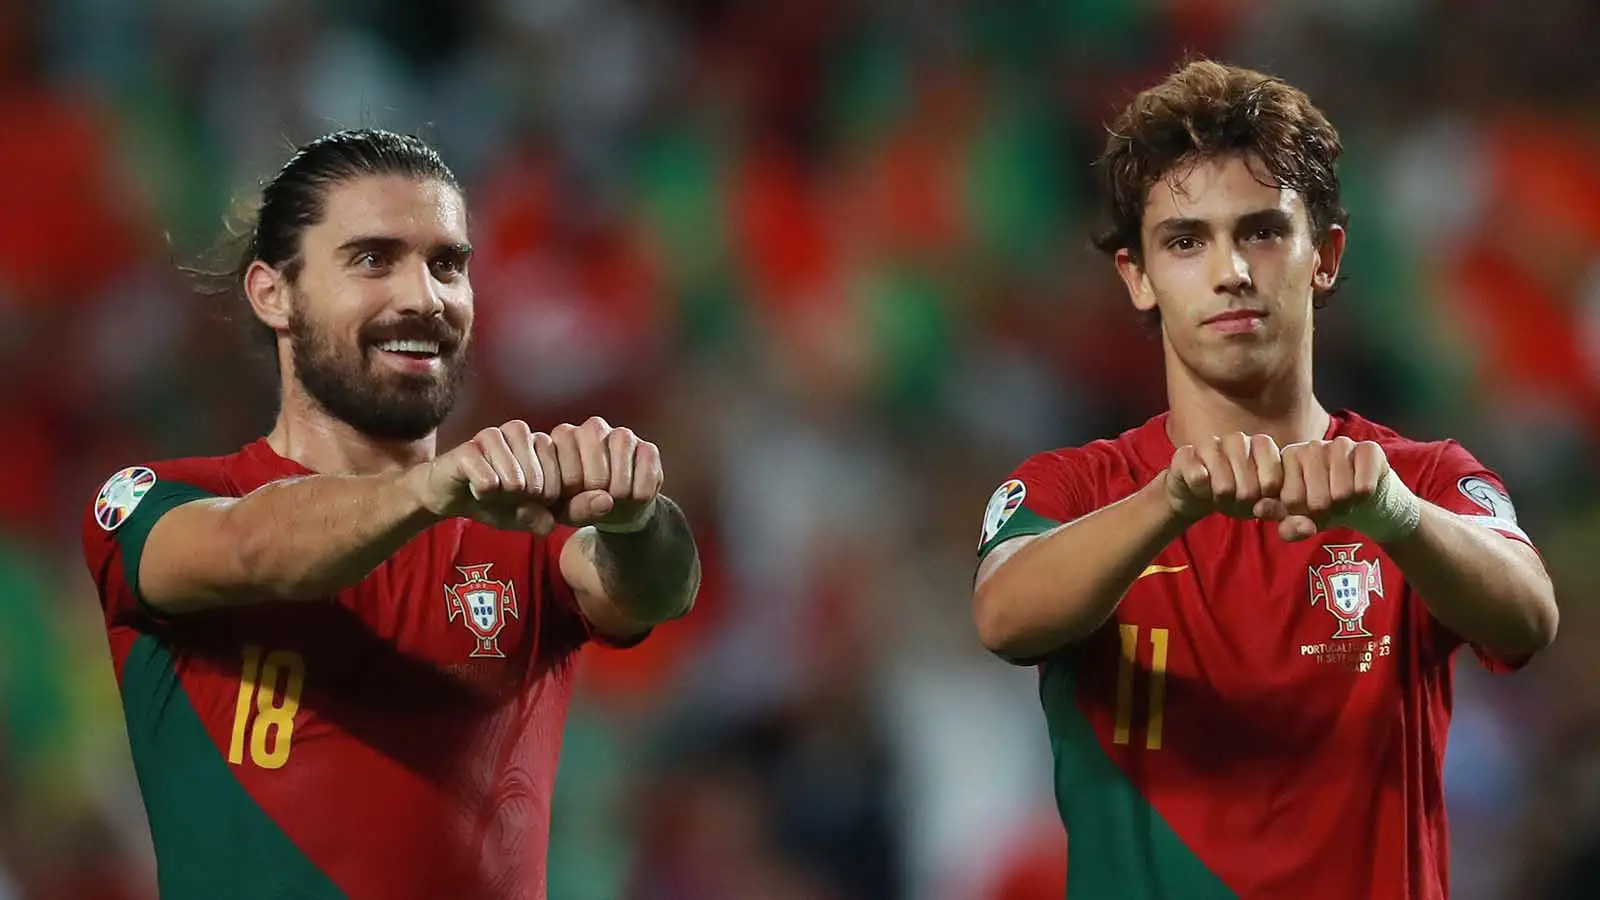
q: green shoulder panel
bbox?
[110,479,219,606]
[1039,657,1237,900]
[977,478,1064,560]
[120,634,346,900]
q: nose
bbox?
[1213,243,1252,296]
[395,258,445,317]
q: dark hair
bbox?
[184,128,462,353]
[1092,59,1349,322]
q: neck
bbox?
[266,385,438,476]
[1164,355,1328,450]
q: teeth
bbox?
[377,339,440,355]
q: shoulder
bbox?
[1012,416,1163,483]
[978,417,1160,557]
[1336,411,1499,484]
[81,449,254,552]
[1337,411,1525,531]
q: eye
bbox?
[354,250,387,269]
[1166,236,1202,253]
[1245,226,1283,243]
[430,256,467,279]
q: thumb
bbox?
[568,489,615,524]
[1277,514,1319,542]
[1253,498,1288,521]
[514,502,557,536]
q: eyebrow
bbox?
[1150,208,1295,240]
[336,236,474,257]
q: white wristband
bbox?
[592,499,658,534]
[1328,467,1421,544]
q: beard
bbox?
[287,298,469,442]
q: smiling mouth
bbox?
[373,338,443,360]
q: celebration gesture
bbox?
[415,417,665,535]
[1163,434,1421,543]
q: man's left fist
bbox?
[1258,437,1415,543]
[534,416,665,531]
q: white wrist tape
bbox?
[593,499,658,534]
[1328,467,1421,544]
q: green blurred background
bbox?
[2,0,1599,898]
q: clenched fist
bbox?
[412,417,665,535]
[1164,433,1420,542]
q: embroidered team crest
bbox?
[1309,544,1384,639]
[94,466,157,532]
[445,564,520,658]
[980,479,1028,548]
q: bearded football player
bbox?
[82,129,700,900]
[972,61,1557,899]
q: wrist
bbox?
[400,464,448,521]
[1331,467,1421,544]
[1152,472,1206,528]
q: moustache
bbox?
[362,318,464,352]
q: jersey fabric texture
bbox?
[83,438,639,900]
[975,411,1536,900]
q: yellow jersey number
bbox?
[1112,624,1169,750]
[227,645,305,770]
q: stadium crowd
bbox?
[1,0,1598,898]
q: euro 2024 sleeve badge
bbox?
[95,466,158,532]
[980,479,1027,550]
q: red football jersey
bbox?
[975,411,1536,900]
[82,438,637,900]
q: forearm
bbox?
[579,495,700,624]
[974,478,1190,660]
[220,470,439,602]
[1382,503,1558,658]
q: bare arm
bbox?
[560,496,701,641]
[139,469,440,612]
[973,478,1191,662]
[137,423,568,614]
[1382,504,1557,659]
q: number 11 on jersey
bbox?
[1113,624,1169,750]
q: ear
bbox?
[1115,247,1157,313]
[243,260,292,333]
[1311,223,1346,293]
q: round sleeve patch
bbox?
[979,479,1027,549]
[95,466,158,532]
[1457,475,1517,523]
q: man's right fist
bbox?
[412,420,562,534]
[1164,432,1284,522]
[408,417,667,536]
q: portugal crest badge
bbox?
[445,564,520,658]
[1309,544,1384,640]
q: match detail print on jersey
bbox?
[95,466,158,531]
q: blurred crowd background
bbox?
[2,0,1599,898]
